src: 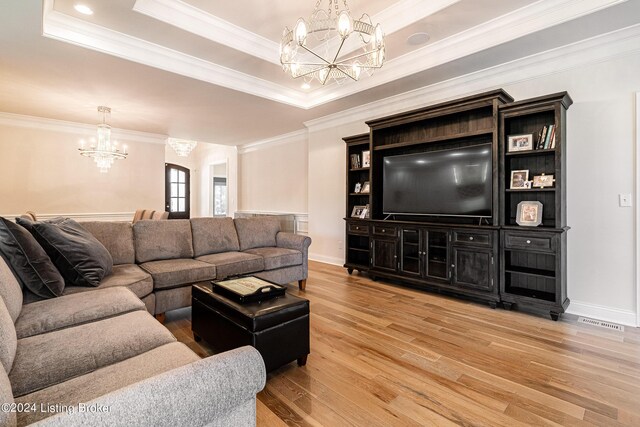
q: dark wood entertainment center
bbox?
[344,89,572,320]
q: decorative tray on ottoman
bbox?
[211,276,286,303]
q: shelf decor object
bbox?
[167,138,198,157]
[78,106,128,173]
[515,201,543,227]
[279,0,385,85]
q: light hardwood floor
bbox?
[165,260,640,426]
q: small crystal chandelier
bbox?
[167,138,197,157]
[280,0,385,85]
[79,106,127,173]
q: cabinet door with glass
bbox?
[400,228,423,277]
[425,229,450,280]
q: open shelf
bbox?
[505,149,555,157]
[349,167,370,172]
[506,188,555,193]
[505,266,555,278]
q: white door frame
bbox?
[209,160,228,217]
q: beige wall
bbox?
[0,124,164,216]
[238,137,308,214]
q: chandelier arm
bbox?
[299,45,331,65]
[296,66,328,79]
[281,61,331,67]
[336,49,380,64]
[335,66,358,81]
[331,38,347,64]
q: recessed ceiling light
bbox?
[301,83,311,90]
[407,32,430,46]
[74,4,94,15]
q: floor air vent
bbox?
[578,317,624,332]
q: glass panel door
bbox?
[165,163,190,219]
[426,230,449,280]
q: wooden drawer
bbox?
[453,230,492,247]
[372,225,397,237]
[504,232,555,253]
[348,223,369,235]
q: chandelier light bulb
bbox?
[294,18,307,46]
[374,24,384,49]
[352,61,361,80]
[337,11,352,38]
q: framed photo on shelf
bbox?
[359,205,369,219]
[507,134,534,152]
[510,170,529,189]
[351,205,366,218]
[533,174,555,188]
[361,181,370,194]
[362,150,371,168]
[353,182,362,193]
[516,201,543,227]
[350,154,361,169]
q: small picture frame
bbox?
[510,170,529,189]
[362,150,371,168]
[508,134,534,152]
[350,154,361,169]
[353,182,362,193]
[516,201,543,227]
[359,206,369,219]
[533,174,555,188]
[361,181,370,194]
[351,205,366,218]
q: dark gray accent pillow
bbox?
[17,217,113,287]
[0,218,64,298]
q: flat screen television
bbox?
[383,143,492,217]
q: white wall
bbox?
[238,132,308,214]
[0,122,164,216]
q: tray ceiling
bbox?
[0,0,638,144]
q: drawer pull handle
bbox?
[469,236,474,241]
[382,229,386,232]
[526,240,531,244]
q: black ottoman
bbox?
[192,282,310,372]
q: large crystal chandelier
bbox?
[78,106,127,173]
[280,0,385,85]
[167,138,197,157]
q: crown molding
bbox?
[43,0,627,110]
[237,129,308,154]
[307,0,628,108]
[0,111,168,145]
[305,23,640,131]
[42,0,307,108]
[374,0,462,35]
[133,0,280,65]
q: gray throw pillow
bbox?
[0,218,65,298]
[17,217,113,287]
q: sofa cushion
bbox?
[0,364,16,427]
[0,298,17,374]
[63,264,153,300]
[0,218,64,299]
[190,217,240,257]
[18,217,113,287]
[9,311,176,397]
[79,221,135,265]
[244,247,303,271]
[15,342,198,426]
[0,257,23,323]
[134,220,194,263]
[139,259,216,290]
[15,287,145,339]
[234,217,280,251]
[196,252,264,280]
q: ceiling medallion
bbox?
[280,0,385,86]
[79,106,128,173]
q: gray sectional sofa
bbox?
[0,256,266,426]
[0,215,311,426]
[66,216,311,319]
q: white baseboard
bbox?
[566,300,637,327]
[309,253,344,266]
